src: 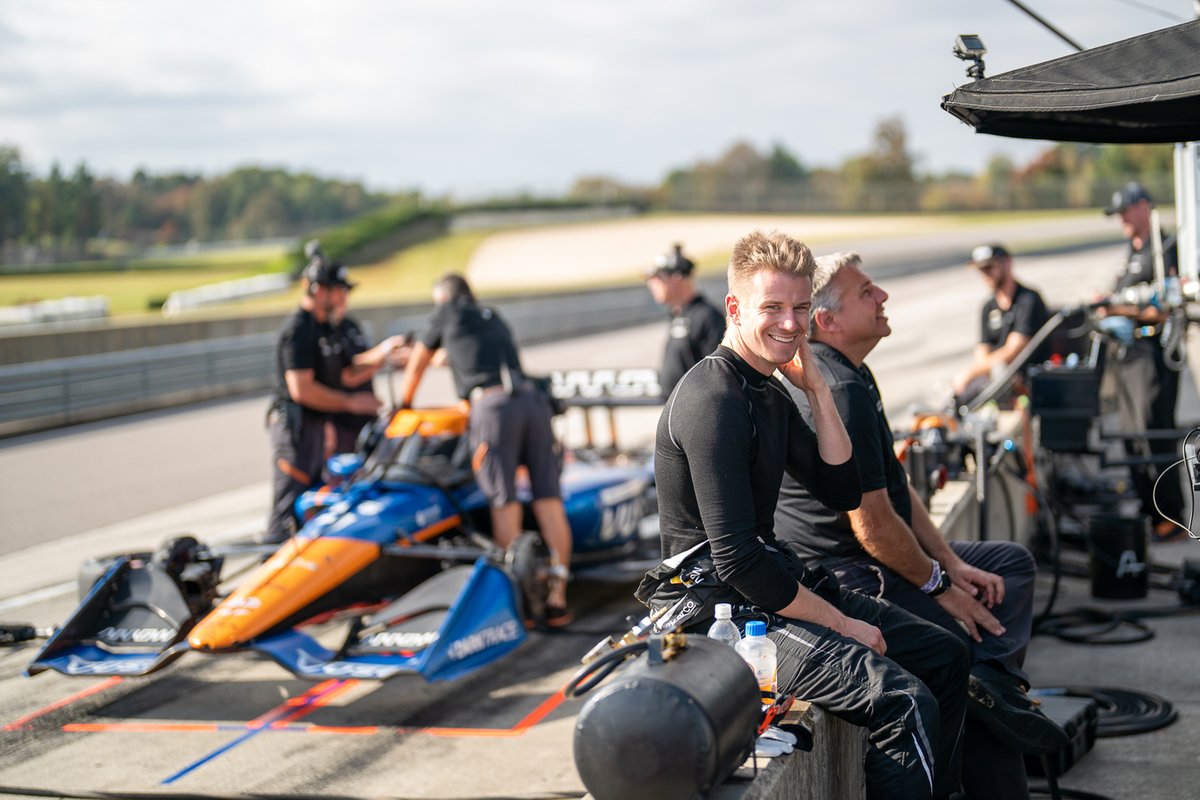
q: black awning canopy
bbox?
[942,19,1200,144]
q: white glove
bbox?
[760,725,798,746]
[753,735,794,757]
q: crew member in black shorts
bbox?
[775,252,1067,800]
[636,230,968,799]
[952,244,1049,404]
[399,273,573,625]
[265,259,381,543]
[645,243,726,398]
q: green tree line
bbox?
[568,117,1177,214]
[0,144,403,263]
[0,119,1179,267]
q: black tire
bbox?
[153,535,201,579]
[77,534,204,600]
[506,531,551,625]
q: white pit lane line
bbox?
[0,581,75,614]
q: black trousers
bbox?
[266,409,325,544]
[833,540,1038,800]
[1114,340,1185,525]
[734,590,969,800]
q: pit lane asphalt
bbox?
[6,242,1195,799]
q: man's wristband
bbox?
[921,561,950,597]
[920,560,952,597]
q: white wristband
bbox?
[920,560,942,594]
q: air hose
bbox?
[1032,686,1177,737]
[564,640,648,697]
[1035,603,1200,645]
[1029,787,1117,800]
[0,624,46,646]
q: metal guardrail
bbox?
[0,280,721,438]
[0,333,276,437]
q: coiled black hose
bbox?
[1034,685,1177,737]
[1029,787,1117,800]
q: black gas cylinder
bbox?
[573,635,761,800]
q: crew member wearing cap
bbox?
[645,243,726,398]
[399,273,574,626]
[318,279,411,456]
[264,257,383,543]
[951,244,1049,404]
[1100,181,1186,541]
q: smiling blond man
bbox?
[636,230,969,800]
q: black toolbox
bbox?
[1024,694,1099,777]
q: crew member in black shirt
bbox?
[1100,182,1187,541]
[316,281,410,456]
[637,230,968,799]
[399,273,573,625]
[774,251,1067,799]
[645,243,726,398]
[951,244,1049,404]
[264,259,381,543]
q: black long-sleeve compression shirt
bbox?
[651,345,862,613]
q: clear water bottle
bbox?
[735,620,778,703]
[706,603,741,645]
[1165,276,1183,308]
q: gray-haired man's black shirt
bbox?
[774,341,911,561]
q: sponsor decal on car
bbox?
[414,505,444,528]
[64,654,157,675]
[359,631,439,650]
[445,620,521,661]
[597,498,642,541]
[98,627,176,645]
[295,650,401,680]
[551,368,662,401]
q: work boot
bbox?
[966,666,1070,756]
[1151,520,1189,544]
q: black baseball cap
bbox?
[1104,181,1154,215]
[969,243,1009,266]
[304,258,356,289]
[644,243,695,279]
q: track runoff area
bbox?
[0,242,1174,798]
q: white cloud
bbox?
[0,0,1191,196]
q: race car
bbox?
[25,399,657,684]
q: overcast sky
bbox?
[0,0,1194,198]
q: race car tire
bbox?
[77,534,205,600]
[507,531,551,625]
[77,550,153,600]
[153,535,202,579]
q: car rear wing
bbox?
[549,368,662,451]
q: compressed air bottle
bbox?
[706,603,741,645]
[735,620,778,703]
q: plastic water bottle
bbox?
[735,620,778,703]
[706,603,741,646]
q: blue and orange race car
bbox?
[26,390,659,684]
